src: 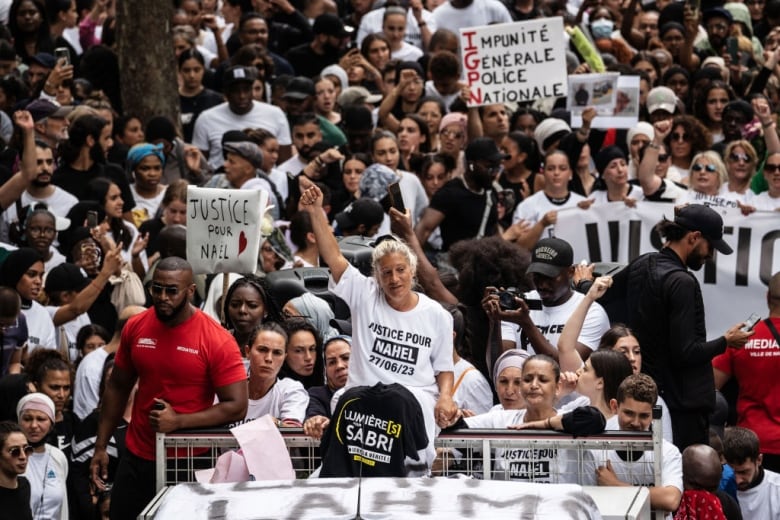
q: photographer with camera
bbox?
[483,237,610,377]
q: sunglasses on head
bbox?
[670,132,690,142]
[8,445,33,458]
[729,153,750,162]
[692,163,717,173]
[149,283,182,297]
[765,163,780,173]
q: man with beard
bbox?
[695,7,733,60]
[489,236,609,364]
[623,204,751,451]
[51,114,136,220]
[1,112,76,243]
[415,137,506,251]
[285,13,350,78]
[193,66,291,169]
[281,78,347,148]
[279,112,324,179]
[723,426,780,519]
[90,257,248,520]
[26,99,70,150]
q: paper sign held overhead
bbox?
[186,186,266,274]
[461,17,568,107]
[570,75,640,129]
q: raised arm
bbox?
[755,97,780,154]
[0,111,36,211]
[638,120,671,196]
[619,0,643,50]
[299,184,350,282]
[558,276,612,372]
[679,5,701,72]
[390,207,457,304]
[52,243,122,326]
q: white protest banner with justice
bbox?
[186,186,267,274]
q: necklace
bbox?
[460,175,484,195]
[545,192,570,205]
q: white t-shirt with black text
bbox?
[331,264,454,396]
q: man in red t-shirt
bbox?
[713,271,780,473]
[90,257,248,520]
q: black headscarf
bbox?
[0,248,42,305]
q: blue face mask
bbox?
[591,19,614,39]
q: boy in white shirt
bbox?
[723,426,780,519]
[583,374,682,516]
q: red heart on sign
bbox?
[238,230,247,255]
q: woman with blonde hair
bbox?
[683,151,733,208]
[721,139,758,205]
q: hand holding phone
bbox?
[55,47,70,66]
[387,182,405,214]
[86,210,99,228]
[741,313,761,333]
[727,37,739,64]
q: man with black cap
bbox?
[494,237,609,364]
[335,197,384,237]
[193,65,291,169]
[415,137,506,251]
[26,99,70,149]
[696,7,733,60]
[624,204,752,451]
[285,13,351,78]
[281,85,347,147]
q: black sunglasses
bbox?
[8,445,33,457]
[149,283,182,297]
[692,163,717,173]
[765,163,780,173]
[658,154,670,161]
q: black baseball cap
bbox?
[312,13,352,37]
[526,238,574,278]
[45,263,90,293]
[223,66,257,88]
[465,137,510,163]
[674,204,732,255]
[335,198,384,232]
[283,76,316,100]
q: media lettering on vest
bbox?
[460,17,568,107]
[186,186,267,274]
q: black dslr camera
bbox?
[492,288,543,311]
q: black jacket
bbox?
[625,248,726,413]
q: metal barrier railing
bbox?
[154,417,662,492]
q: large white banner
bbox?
[553,202,780,336]
[151,478,613,519]
[186,187,267,275]
[461,17,568,107]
